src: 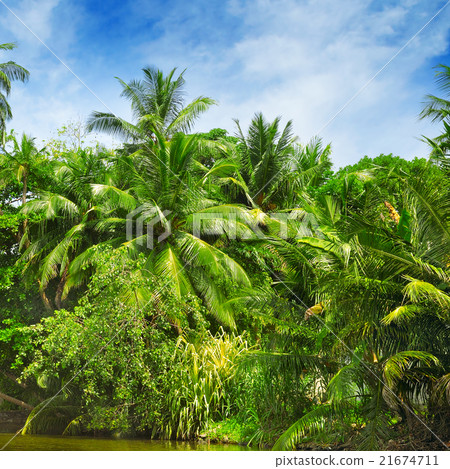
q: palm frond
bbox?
[153,244,193,298]
[272,404,334,450]
[166,96,217,135]
[383,350,440,388]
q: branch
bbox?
[0,390,34,411]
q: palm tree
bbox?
[420,64,450,169]
[81,67,258,328]
[0,133,46,206]
[81,128,257,328]
[20,148,109,311]
[231,113,331,210]
[86,67,216,141]
[420,64,450,124]
[0,43,30,144]
[279,137,332,208]
[233,113,296,209]
[0,133,47,240]
[260,165,449,449]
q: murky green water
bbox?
[0,433,254,451]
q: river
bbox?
[0,433,255,451]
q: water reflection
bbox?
[0,434,255,451]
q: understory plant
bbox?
[19,248,209,435]
[159,329,250,439]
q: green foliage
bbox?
[22,396,81,435]
[204,416,259,444]
[196,128,238,168]
[312,154,435,209]
[268,156,450,450]
[0,209,21,254]
[1,62,449,452]
[18,248,216,435]
[160,329,250,439]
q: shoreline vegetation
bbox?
[1,46,449,451]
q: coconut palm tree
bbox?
[231,113,331,210]
[77,128,258,328]
[20,148,109,311]
[0,133,47,242]
[0,133,46,206]
[420,64,450,160]
[420,64,450,124]
[82,69,260,327]
[86,67,216,142]
[0,43,29,144]
[233,113,296,209]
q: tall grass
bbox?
[158,329,249,439]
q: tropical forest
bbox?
[0,42,449,451]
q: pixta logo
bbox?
[126,206,172,249]
[125,207,320,247]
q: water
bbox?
[0,433,255,451]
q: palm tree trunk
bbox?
[38,280,54,313]
[0,390,34,411]
[21,175,27,206]
[55,265,69,310]
[20,175,30,248]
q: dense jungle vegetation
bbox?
[1,44,449,450]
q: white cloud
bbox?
[3,0,450,168]
[191,0,450,166]
[0,0,60,44]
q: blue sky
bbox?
[1,0,450,167]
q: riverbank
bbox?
[0,411,29,434]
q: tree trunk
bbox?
[256,192,265,207]
[0,390,34,411]
[21,175,27,206]
[20,175,30,249]
[38,280,54,313]
[55,265,69,310]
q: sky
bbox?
[1,0,450,168]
